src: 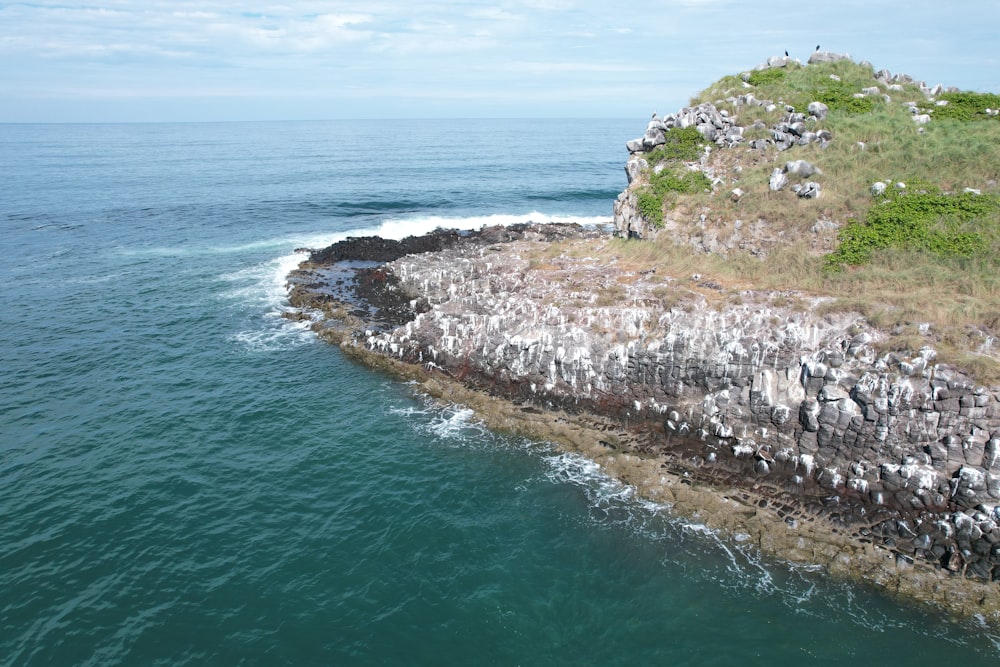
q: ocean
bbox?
[1,119,997,664]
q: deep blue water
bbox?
[1,120,998,665]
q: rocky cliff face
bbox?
[289,225,1000,588]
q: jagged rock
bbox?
[769,168,789,191]
[797,182,821,198]
[643,127,666,149]
[626,138,645,153]
[625,158,647,184]
[871,181,887,196]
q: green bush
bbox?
[637,190,664,227]
[825,189,1000,268]
[636,167,712,229]
[644,127,706,164]
[747,68,787,87]
[649,167,712,196]
[811,80,877,114]
[919,91,1000,122]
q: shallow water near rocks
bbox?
[2,120,998,664]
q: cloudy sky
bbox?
[1,1,997,122]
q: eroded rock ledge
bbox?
[287,223,1000,625]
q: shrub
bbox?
[919,91,1000,122]
[649,167,712,196]
[644,127,706,164]
[637,190,664,227]
[814,83,877,114]
[747,68,787,87]
[825,189,1000,268]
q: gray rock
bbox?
[807,101,829,120]
[643,127,666,149]
[626,138,645,153]
[625,159,647,184]
[798,132,818,146]
[784,160,821,178]
[769,168,788,191]
[797,182,821,199]
[809,51,850,64]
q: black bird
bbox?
[785,50,789,56]
[816,44,820,51]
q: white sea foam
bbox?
[427,406,478,439]
[374,212,611,239]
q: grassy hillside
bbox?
[560,57,1000,380]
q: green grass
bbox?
[615,55,1000,380]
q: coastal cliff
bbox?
[287,54,1000,624]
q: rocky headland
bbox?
[287,53,1000,626]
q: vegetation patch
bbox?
[637,168,713,229]
[812,80,879,114]
[746,67,787,87]
[649,168,712,196]
[919,91,1000,122]
[637,190,665,228]
[643,126,706,164]
[825,187,1000,268]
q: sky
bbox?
[1,1,998,123]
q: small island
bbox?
[287,52,1000,626]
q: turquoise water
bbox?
[1,120,998,664]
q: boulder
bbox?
[809,51,850,65]
[642,127,666,149]
[784,160,821,178]
[797,182,821,199]
[807,101,829,120]
[769,168,789,191]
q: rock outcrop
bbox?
[286,53,1000,624]
[288,225,1000,598]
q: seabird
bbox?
[816,44,820,51]
[785,50,789,57]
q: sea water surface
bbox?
[1,120,998,665]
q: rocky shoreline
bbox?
[286,222,1000,628]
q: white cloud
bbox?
[1,0,998,121]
